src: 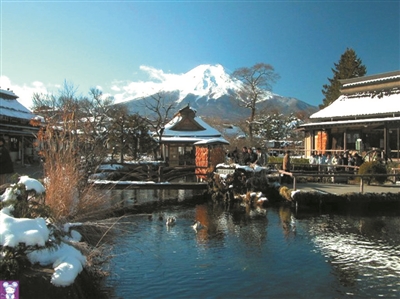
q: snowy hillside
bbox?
[115,64,317,120]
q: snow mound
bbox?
[0,208,50,247]
[27,242,86,287]
[18,175,45,194]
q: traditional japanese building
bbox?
[157,105,229,178]
[0,88,41,164]
[298,71,400,160]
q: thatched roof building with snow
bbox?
[157,105,229,177]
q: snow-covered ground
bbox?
[0,177,85,287]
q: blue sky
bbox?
[1,0,399,109]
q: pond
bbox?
[101,196,400,298]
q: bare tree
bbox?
[142,92,176,160]
[106,105,154,162]
[232,63,280,141]
[32,83,112,177]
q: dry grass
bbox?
[42,150,112,223]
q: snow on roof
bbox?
[194,137,229,145]
[340,71,400,87]
[160,136,229,144]
[310,92,400,119]
[301,116,400,128]
[0,94,38,121]
[0,89,19,98]
[161,107,228,146]
[163,115,222,137]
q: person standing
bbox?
[241,146,249,165]
[0,137,14,185]
[282,151,291,184]
[247,147,257,165]
[309,153,316,165]
[255,147,268,166]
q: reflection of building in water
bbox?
[308,215,400,289]
[194,204,210,243]
[278,206,296,238]
[94,188,200,208]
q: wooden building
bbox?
[157,105,229,178]
[0,88,41,164]
[298,71,400,160]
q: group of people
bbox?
[226,146,269,166]
[308,151,364,171]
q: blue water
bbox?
[102,202,400,298]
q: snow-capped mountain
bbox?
[116,64,316,120]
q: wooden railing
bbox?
[278,168,396,194]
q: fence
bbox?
[278,167,399,194]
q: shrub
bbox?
[358,161,388,185]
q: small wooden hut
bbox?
[156,105,229,179]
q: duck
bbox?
[192,220,204,231]
[166,216,176,226]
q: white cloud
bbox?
[139,65,167,82]
[139,65,182,82]
[111,85,121,92]
[1,76,51,110]
[2,65,194,107]
[111,66,183,103]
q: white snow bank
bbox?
[0,187,19,201]
[0,207,49,247]
[27,242,86,287]
[18,175,45,193]
[97,164,124,171]
[0,173,86,287]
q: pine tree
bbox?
[320,48,367,109]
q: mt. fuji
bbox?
[115,64,317,120]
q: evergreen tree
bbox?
[320,48,367,108]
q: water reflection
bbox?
[308,214,400,295]
[278,206,296,239]
[93,188,200,208]
[103,197,400,298]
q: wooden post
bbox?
[158,166,163,183]
[360,177,364,194]
[384,126,388,158]
[21,137,24,165]
[397,128,399,160]
[310,130,315,156]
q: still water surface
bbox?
[102,196,400,299]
